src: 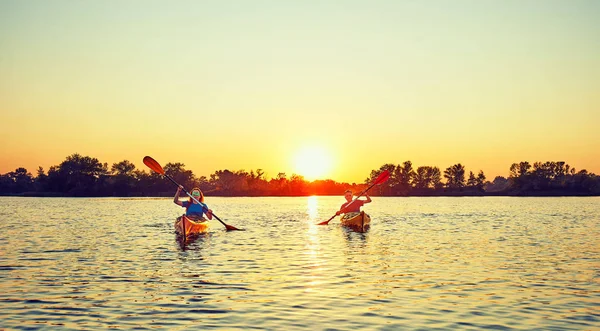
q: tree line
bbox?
[365,161,599,196]
[1,154,598,197]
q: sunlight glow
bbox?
[293,146,332,181]
[1,2,599,181]
[306,195,319,221]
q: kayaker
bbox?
[174,185,213,221]
[335,189,372,215]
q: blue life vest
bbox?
[183,201,208,217]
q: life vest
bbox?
[185,200,205,214]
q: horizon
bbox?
[1,1,599,183]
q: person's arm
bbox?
[336,202,347,215]
[173,185,184,206]
[364,194,372,204]
[206,208,213,220]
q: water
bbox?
[1,196,599,330]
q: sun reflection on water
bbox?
[306,195,319,221]
[304,196,324,292]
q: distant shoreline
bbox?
[2,154,598,197]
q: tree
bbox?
[413,166,442,190]
[35,166,47,192]
[444,163,465,189]
[509,162,531,178]
[246,169,268,195]
[467,171,477,187]
[430,167,443,189]
[509,161,532,190]
[45,154,109,196]
[110,160,138,196]
[476,171,486,190]
[0,167,33,193]
[12,168,34,192]
[289,174,307,195]
[413,166,430,189]
[111,160,136,176]
[395,161,415,195]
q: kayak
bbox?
[175,214,209,237]
[340,211,371,232]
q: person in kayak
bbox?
[174,185,213,221]
[335,189,372,216]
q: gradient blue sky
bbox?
[1,0,598,182]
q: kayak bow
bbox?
[340,211,371,232]
[175,214,209,238]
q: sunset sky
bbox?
[1,0,598,183]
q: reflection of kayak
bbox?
[340,211,371,232]
[175,215,209,237]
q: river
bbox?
[1,196,599,330]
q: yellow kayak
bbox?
[340,211,371,232]
[175,214,209,237]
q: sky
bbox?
[1,0,599,183]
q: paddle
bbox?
[143,156,242,231]
[317,170,390,225]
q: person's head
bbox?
[190,187,204,203]
[344,189,353,202]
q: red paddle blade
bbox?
[143,156,165,175]
[317,214,336,225]
[375,170,391,185]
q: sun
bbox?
[293,146,332,181]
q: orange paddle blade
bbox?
[225,224,243,231]
[143,156,165,175]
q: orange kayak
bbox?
[340,211,371,232]
[175,215,209,237]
